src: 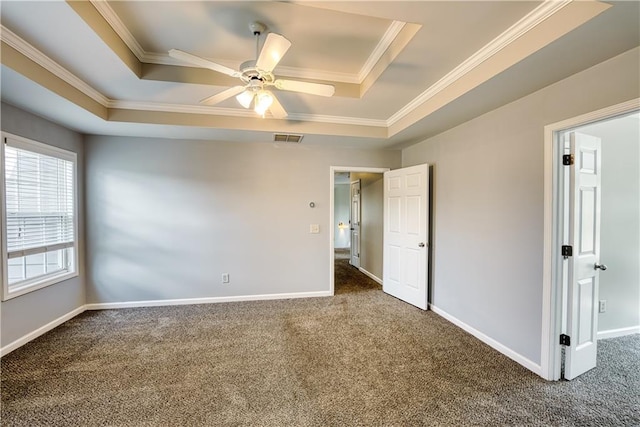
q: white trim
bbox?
[89,0,145,61]
[359,267,382,285]
[0,136,7,298]
[1,132,80,302]
[430,304,544,377]
[329,166,390,296]
[84,291,332,310]
[387,0,571,126]
[1,2,574,134]
[0,306,85,357]
[287,113,386,128]
[597,326,640,340]
[3,271,79,301]
[0,25,109,107]
[108,100,260,118]
[1,291,332,356]
[3,132,77,161]
[108,100,388,127]
[541,98,640,381]
[357,21,406,82]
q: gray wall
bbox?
[334,183,350,249]
[85,136,400,303]
[0,103,85,348]
[351,172,384,280]
[401,47,640,364]
[580,114,640,333]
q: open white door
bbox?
[564,132,603,380]
[350,180,361,268]
[383,164,429,310]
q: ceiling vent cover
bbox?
[273,133,304,143]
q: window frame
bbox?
[1,132,79,301]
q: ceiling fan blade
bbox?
[274,79,335,97]
[200,86,246,106]
[268,94,288,119]
[256,33,291,73]
[169,49,240,78]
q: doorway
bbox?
[542,99,640,380]
[330,167,389,295]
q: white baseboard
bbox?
[1,306,85,357]
[597,325,640,340]
[358,267,382,285]
[2,291,332,357]
[84,290,333,310]
[430,304,544,377]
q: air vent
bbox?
[273,133,303,143]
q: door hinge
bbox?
[561,245,573,257]
[562,154,574,165]
[559,334,571,346]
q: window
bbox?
[1,133,78,300]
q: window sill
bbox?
[2,271,78,301]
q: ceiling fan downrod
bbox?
[249,21,266,61]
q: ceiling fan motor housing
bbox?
[239,60,274,85]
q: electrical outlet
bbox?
[221,273,230,284]
[599,300,607,313]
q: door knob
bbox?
[418,242,425,248]
[594,263,608,271]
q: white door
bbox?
[383,164,429,310]
[350,180,361,268]
[564,132,603,380]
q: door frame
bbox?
[541,98,639,380]
[349,179,361,268]
[329,166,390,295]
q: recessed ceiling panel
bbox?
[107,1,391,75]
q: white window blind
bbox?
[4,142,75,259]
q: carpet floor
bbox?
[1,257,638,426]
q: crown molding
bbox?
[358,20,405,82]
[0,0,581,139]
[287,113,387,127]
[109,100,387,127]
[1,25,384,129]
[387,0,572,126]
[89,0,145,61]
[0,25,109,107]
[108,100,257,118]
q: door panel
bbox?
[383,164,429,310]
[565,132,602,380]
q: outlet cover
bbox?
[310,224,320,234]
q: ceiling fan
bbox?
[169,22,335,118]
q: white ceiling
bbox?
[1,1,638,149]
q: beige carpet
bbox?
[1,258,639,426]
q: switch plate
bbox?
[310,224,320,234]
[222,273,230,284]
[599,300,606,313]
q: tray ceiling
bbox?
[1,1,638,148]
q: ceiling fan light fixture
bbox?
[170,21,333,120]
[236,90,254,109]
[254,90,274,116]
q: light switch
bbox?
[310,224,320,234]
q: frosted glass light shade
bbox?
[254,91,273,116]
[236,90,254,109]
